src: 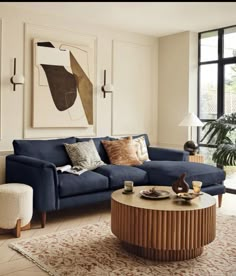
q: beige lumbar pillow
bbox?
[64,139,105,170]
[101,136,142,166]
[133,136,150,162]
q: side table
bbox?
[189,154,204,163]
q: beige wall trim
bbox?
[0,151,12,156]
[156,142,183,150]
[0,19,2,140]
[111,39,157,141]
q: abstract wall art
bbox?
[33,38,93,127]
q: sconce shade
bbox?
[11,74,25,85]
[10,58,25,91]
[179,112,204,127]
[103,84,113,92]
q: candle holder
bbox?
[123,181,134,194]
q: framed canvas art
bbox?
[33,38,93,128]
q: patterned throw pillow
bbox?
[64,139,105,170]
[133,136,150,162]
[101,136,142,166]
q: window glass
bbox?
[200,31,218,62]
[198,25,236,156]
[199,64,218,119]
[199,147,216,166]
[199,122,217,146]
[224,63,236,114]
[224,27,236,58]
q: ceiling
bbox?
[3,2,236,37]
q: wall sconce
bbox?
[101,69,113,98]
[10,58,25,91]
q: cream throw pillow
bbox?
[101,136,142,166]
[64,139,105,170]
[133,136,150,162]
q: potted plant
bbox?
[200,112,236,167]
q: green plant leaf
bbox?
[213,143,236,166]
[201,113,236,145]
[200,112,236,166]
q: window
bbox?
[198,25,236,163]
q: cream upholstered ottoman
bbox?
[0,183,33,237]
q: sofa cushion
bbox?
[94,165,148,189]
[133,136,150,162]
[133,134,150,147]
[202,184,225,196]
[58,170,109,198]
[109,133,150,148]
[135,161,225,188]
[101,137,142,166]
[64,140,105,170]
[13,137,76,166]
[77,136,110,163]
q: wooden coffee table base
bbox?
[123,242,204,261]
[111,186,216,262]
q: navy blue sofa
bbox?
[5,134,225,227]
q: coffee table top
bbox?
[111,186,216,211]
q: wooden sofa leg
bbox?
[41,212,46,228]
[218,194,223,208]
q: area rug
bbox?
[9,214,236,276]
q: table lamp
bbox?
[179,112,204,155]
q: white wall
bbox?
[0,5,199,184]
[0,5,158,152]
[0,5,158,183]
[188,32,199,142]
[158,31,198,149]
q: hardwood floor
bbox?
[0,194,235,276]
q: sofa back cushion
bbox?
[133,136,150,162]
[13,137,76,166]
[76,136,110,163]
[110,134,150,147]
[64,139,105,170]
[109,134,150,162]
[101,136,142,166]
[132,134,150,147]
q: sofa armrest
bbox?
[148,147,189,161]
[6,154,59,212]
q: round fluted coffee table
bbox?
[111,186,216,261]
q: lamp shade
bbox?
[178,112,204,127]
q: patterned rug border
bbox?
[9,242,55,276]
[8,214,236,276]
[9,220,110,245]
[9,220,109,276]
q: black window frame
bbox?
[197,24,236,152]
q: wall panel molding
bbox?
[157,142,183,150]
[0,19,2,140]
[111,39,156,139]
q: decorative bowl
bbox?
[177,192,200,201]
[140,187,170,199]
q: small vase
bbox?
[172,173,189,194]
